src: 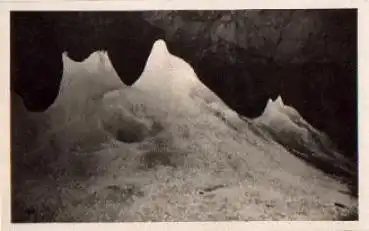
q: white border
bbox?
[1,1,368,231]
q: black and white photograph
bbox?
[6,7,361,224]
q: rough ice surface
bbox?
[12,40,357,222]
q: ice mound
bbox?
[11,40,357,222]
[255,95,353,175]
[134,39,201,98]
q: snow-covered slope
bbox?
[11,40,357,222]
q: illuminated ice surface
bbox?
[11,40,357,222]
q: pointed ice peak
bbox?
[153,39,168,51]
[260,95,287,119]
[88,50,108,60]
[58,50,124,107]
[150,39,170,57]
[274,95,285,107]
[140,39,171,74]
[81,50,110,66]
[265,95,285,110]
[62,50,111,68]
[62,51,71,61]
